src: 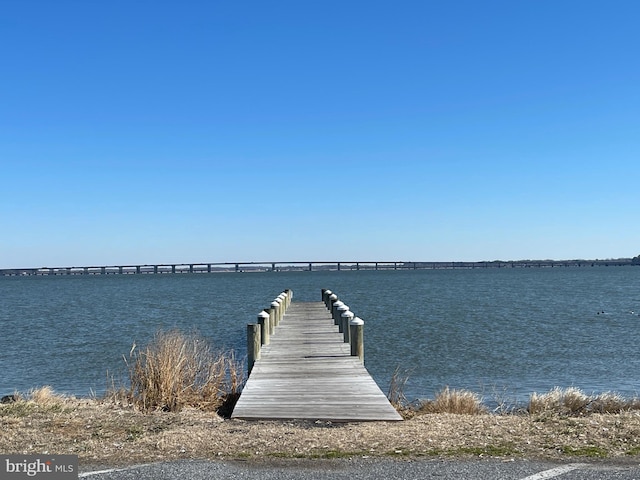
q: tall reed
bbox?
[125,329,244,413]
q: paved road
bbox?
[79,458,640,480]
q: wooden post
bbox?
[258,311,270,345]
[276,295,284,319]
[247,323,261,374]
[271,300,280,326]
[284,289,293,308]
[266,306,276,335]
[323,289,332,308]
[342,310,354,343]
[276,297,284,323]
[277,293,286,314]
[329,293,337,311]
[332,301,344,325]
[350,317,364,363]
[337,304,349,332]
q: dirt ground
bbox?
[2,398,640,467]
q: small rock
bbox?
[1,394,19,404]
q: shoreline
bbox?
[2,396,640,465]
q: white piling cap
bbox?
[258,311,270,319]
[341,310,355,319]
[277,293,286,299]
[350,317,364,326]
[271,301,279,307]
[338,304,349,311]
[325,290,332,295]
[329,294,338,300]
[333,300,344,308]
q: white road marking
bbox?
[521,463,587,480]
[79,463,154,477]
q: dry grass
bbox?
[115,330,244,414]
[4,368,640,464]
[29,386,64,405]
[2,394,640,464]
[387,367,411,409]
[395,384,640,418]
[529,387,640,416]
[414,387,487,415]
[0,387,69,418]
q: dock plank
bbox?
[231,301,402,422]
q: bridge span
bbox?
[0,259,634,276]
[2,261,409,276]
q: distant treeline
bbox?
[401,258,638,269]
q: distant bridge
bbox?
[0,259,635,276]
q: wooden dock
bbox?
[231,301,403,422]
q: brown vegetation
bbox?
[113,330,243,414]
[528,387,640,416]
[2,392,640,465]
[412,387,487,416]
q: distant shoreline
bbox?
[1,258,638,276]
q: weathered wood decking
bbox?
[231,301,402,422]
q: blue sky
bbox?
[2,0,639,268]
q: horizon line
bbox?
[1,257,637,272]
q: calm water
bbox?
[1,267,639,405]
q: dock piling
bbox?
[350,317,365,362]
[271,301,280,326]
[266,306,276,335]
[337,304,350,332]
[257,311,270,345]
[247,323,261,374]
[329,293,337,311]
[332,301,344,325]
[322,289,332,308]
[342,310,354,342]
